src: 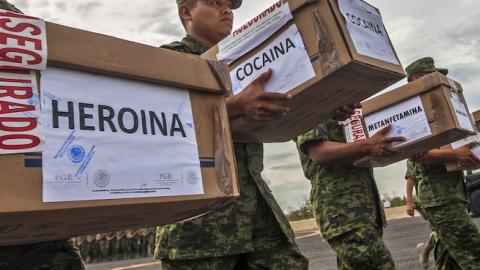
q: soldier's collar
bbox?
[182,35,209,54]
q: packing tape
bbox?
[214,103,234,196]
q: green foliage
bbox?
[287,199,314,221]
[389,196,407,207]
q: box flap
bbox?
[362,72,458,115]
[46,22,227,94]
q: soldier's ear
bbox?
[179,5,194,23]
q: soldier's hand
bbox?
[406,201,415,217]
[332,103,362,122]
[227,69,291,121]
[365,125,405,157]
[453,142,480,168]
[227,69,292,121]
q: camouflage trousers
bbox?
[161,196,308,270]
[424,203,480,270]
[161,241,307,270]
[0,239,85,270]
[328,225,396,270]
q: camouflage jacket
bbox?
[295,120,386,240]
[405,160,467,209]
[405,160,419,202]
[155,35,296,260]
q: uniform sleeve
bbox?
[294,122,329,156]
[405,160,416,180]
[160,42,189,53]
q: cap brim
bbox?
[436,68,448,76]
[231,0,242,9]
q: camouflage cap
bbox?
[406,57,448,81]
[177,0,242,10]
[0,0,22,13]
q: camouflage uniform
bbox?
[406,161,480,270]
[154,35,307,270]
[0,1,85,269]
[405,160,427,218]
[0,239,85,270]
[295,120,395,270]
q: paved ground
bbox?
[87,216,480,270]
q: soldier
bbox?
[125,230,137,259]
[105,232,117,261]
[85,234,97,263]
[406,159,437,269]
[0,1,86,270]
[405,57,480,270]
[155,0,362,268]
[96,233,109,262]
[154,1,309,269]
[295,115,404,269]
[115,230,128,260]
[146,228,156,257]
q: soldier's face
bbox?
[188,0,234,43]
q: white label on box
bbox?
[451,133,480,159]
[448,78,458,92]
[217,1,293,64]
[41,67,203,202]
[0,70,43,154]
[451,93,475,132]
[230,24,315,95]
[0,11,48,70]
[344,108,366,143]
[338,0,399,65]
[364,96,431,147]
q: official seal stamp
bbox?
[68,145,85,163]
[94,169,110,188]
[185,170,200,185]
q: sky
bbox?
[10,0,480,211]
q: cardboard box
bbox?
[0,22,239,246]
[353,72,477,167]
[202,0,405,142]
[444,110,480,172]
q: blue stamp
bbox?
[394,126,406,136]
[68,145,86,164]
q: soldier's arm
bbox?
[412,142,480,167]
[305,125,405,165]
[405,177,415,217]
[304,140,373,164]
